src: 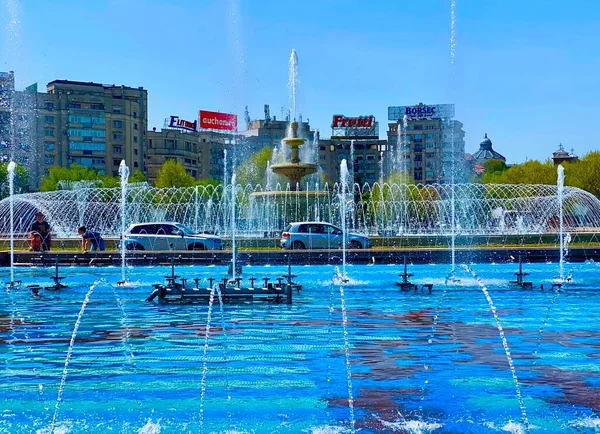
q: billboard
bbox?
[331,114,378,139]
[199,110,237,131]
[388,103,455,121]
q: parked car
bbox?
[120,222,224,251]
[280,222,371,250]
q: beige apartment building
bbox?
[42,80,147,178]
[0,74,148,189]
[146,128,240,184]
[387,103,466,183]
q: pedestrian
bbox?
[78,226,105,252]
[30,211,52,251]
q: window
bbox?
[69,141,105,151]
[44,155,54,164]
[44,102,54,110]
[112,106,122,114]
[69,103,81,109]
[414,134,423,140]
[149,139,153,148]
[426,133,434,139]
[134,123,138,130]
[426,142,435,149]
[44,142,54,151]
[134,162,138,168]
[68,115,105,124]
[44,128,55,137]
[113,120,122,128]
[113,159,121,166]
[44,115,54,123]
[134,148,138,156]
[133,136,138,143]
[185,141,191,151]
[113,146,122,153]
[69,128,105,138]
[133,111,137,117]
[90,104,104,110]
[113,132,123,140]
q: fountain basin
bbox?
[2,262,600,432]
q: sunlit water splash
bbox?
[338,284,355,432]
[50,279,104,432]
[460,264,529,429]
[199,285,217,433]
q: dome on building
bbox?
[472,133,506,164]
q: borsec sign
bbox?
[388,104,455,121]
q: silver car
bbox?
[121,222,223,251]
[280,222,371,250]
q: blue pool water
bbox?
[1,262,600,433]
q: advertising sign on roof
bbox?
[388,103,455,121]
[199,110,238,131]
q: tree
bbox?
[129,169,146,184]
[564,151,600,198]
[236,147,273,187]
[155,160,196,188]
[481,160,556,186]
[40,164,111,191]
[0,162,28,199]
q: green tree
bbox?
[40,164,112,191]
[155,160,196,188]
[236,147,273,187]
[564,151,600,198]
[482,160,556,185]
[128,169,146,184]
[0,162,29,199]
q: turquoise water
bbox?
[1,262,600,433]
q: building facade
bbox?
[0,75,147,189]
[147,127,241,185]
[387,103,465,184]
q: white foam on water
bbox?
[381,418,443,433]
[310,425,349,434]
[569,416,600,429]
[138,418,161,434]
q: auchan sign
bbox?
[331,115,374,128]
[199,110,238,131]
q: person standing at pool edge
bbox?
[30,211,52,251]
[78,226,105,252]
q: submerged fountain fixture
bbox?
[510,255,533,289]
[396,256,433,293]
[45,256,68,291]
[147,252,296,304]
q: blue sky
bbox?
[2,0,599,163]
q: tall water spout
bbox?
[558,164,565,281]
[231,172,237,281]
[288,49,298,121]
[7,161,16,286]
[449,0,457,276]
[118,160,130,284]
[349,140,355,186]
[340,160,350,280]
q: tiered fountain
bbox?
[250,121,328,225]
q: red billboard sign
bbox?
[199,110,238,131]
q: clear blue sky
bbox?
[2,0,599,163]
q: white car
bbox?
[280,222,372,250]
[121,222,223,251]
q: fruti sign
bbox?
[169,115,197,132]
[331,115,375,128]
